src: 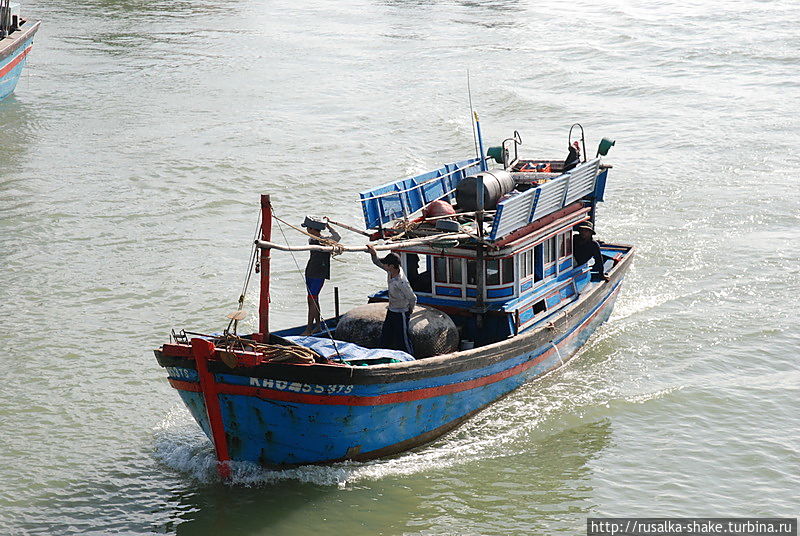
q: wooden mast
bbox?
[258,194,272,342]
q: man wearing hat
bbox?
[302,216,341,335]
[573,221,610,282]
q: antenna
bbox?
[467,70,480,163]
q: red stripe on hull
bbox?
[0,46,31,79]
[169,347,550,406]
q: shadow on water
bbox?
[520,418,612,500]
[165,482,337,536]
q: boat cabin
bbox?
[359,145,612,346]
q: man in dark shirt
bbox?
[573,221,609,281]
[564,141,582,171]
[302,216,341,335]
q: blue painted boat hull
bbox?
[0,20,41,101]
[155,246,633,467]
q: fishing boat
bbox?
[154,119,633,476]
[0,1,39,101]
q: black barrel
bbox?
[455,170,515,211]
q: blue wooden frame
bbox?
[359,158,483,230]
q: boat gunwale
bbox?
[0,19,40,63]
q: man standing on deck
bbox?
[573,221,610,281]
[365,244,416,355]
[302,216,341,335]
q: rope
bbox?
[238,211,262,307]
[388,218,419,241]
[215,333,321,364]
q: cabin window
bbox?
[560,232,572,257]
[434,257,447,283]
[502,257,514,284]
[406,253,432,293]
[532,300,546,315]
[486,259,500,285]
[433,256,465,286]
[527,249,534,276]
[404,253,419,279]
[519,250,532,278]
[466,260,477,285]
[534,244,544,282]
[449,258,462,284]
[543,236,556,264]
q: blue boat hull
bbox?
[0,20,40,101]
[156,247,633,467]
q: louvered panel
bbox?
[531,178,567,221]
[564,158,600,204]
[489,190,536,240]
[489,157,606,241]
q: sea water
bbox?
[1,0,798,534]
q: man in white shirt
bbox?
[366,244,417,355]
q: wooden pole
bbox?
[326,218,371,237]
[259,195,272,342]
[475,168,486,313]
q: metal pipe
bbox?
[569,123,587,163]
[475,155,486,315]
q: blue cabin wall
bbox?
[394,226,587,337]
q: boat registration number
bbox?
[249,377,354,394]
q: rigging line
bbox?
[271,212,343,254]
[271,207,341,360]
[239,210,262,306]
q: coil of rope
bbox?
[215,333,322,365]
